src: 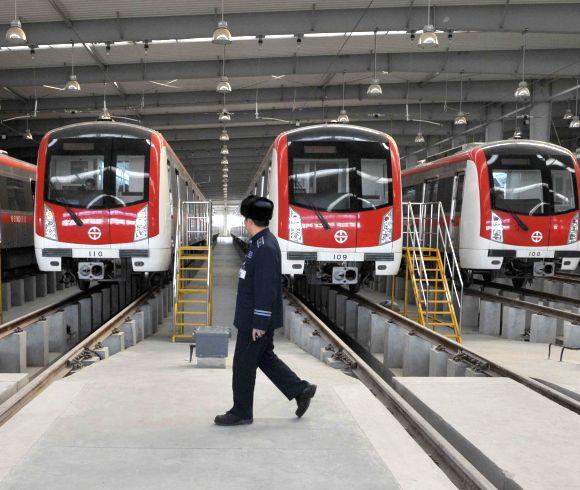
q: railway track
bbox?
[290,281,580,415]
[471,279,580,309]
[550,273,580,285]
[0,284,161,427]
[0,284,103,341]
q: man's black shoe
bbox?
[214,412,253,426]
[295,383,317,418]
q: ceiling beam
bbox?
[0,50,578,88]
[5,3,580,48]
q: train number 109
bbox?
[333,253,349,261]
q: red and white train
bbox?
[34,121,204,289]
[402,140,580,286]
[233,124,402,291]
[0,151,37,280]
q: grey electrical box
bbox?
[195,327,229,358]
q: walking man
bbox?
[215,195,316,426]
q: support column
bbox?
[486,105,504,141]
[530,101,551,142]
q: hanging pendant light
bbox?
[563,108,573,120]
[515,30,530,100]
[217,45,232,93]
[220,145,229,156]
[23,128,33,140]
[219,129,229,142]
[5,0,26,45]
[418,0,438,47]
[512,129,523,139]
[217,76,231,94]
[65,42,81,91]
[570,79,580,129]
[415,132,425,144]
[337,72,350,123]
[218,109,231,122]
[212,0,232,45]
[221,157,229,165]
[454,72,468,125]
[367,29,382,97]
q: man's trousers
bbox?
[231,328,308,419]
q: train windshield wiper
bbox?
[48,180,83,227]
[510,212,529,232]
[292,177,331,230]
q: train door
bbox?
[450,172,465,248]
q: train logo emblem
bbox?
[88,226,102,241]
[334,229,348,244]
[531,231,543,243]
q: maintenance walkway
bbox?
[0,241,453,490]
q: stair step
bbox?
[179,267,208,271]
[425,311,452,315]
[180,246,209,250]
[175,310,207,315]
[179,256,208,260]
[178,278,207,282]
[177,299,207,304]
[178,288,208,293]
[174,322,209,327]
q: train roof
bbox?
[45,120,156,140]
[0,152,36,174]
[280,123,391,143]
[406,139,577,175]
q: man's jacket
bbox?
[234,228,283,331]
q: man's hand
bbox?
[252,328,266,341]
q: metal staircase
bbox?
[172,201,213,342]
[399,202,463,343]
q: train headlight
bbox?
[568,213,579,244]
[490,212,504,243]
[379,209,393,244]
[288,208,303,244]
[134,206,148,241]
[44,205,58,240]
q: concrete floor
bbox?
[0,242,453,490]
[394,377,580,490]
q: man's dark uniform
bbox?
[227,196,311,421]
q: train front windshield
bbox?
[288,140,392,212]
[487,149,578,216]
[44,137,150,209]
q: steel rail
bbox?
[334,288,580,415]
[472,279,580,308]
[465,288,580,324]
[0,285,103,341]
[287,290,495,490]
[551,273,580,285]
[0,287,157,428]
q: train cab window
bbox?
[113,155,147,206]
[45,138,150,209]
[288,140,392,212]
[487,150,578,216]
